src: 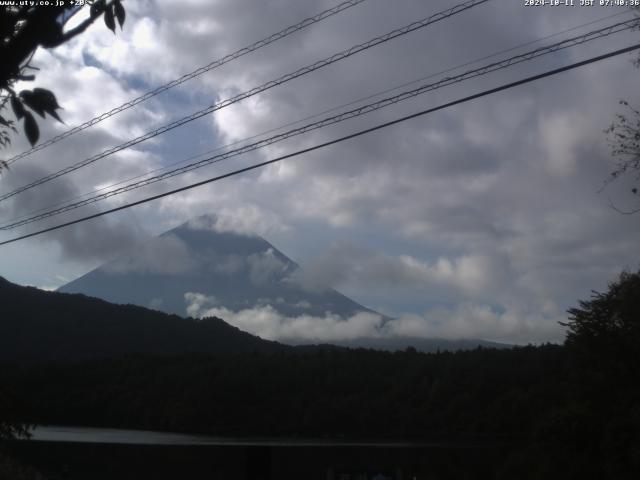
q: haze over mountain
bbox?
[57,216,508,351]
[58,215,377,319]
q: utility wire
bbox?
[1,42,638,247]
[4,0,370,166]
[0,0,490,203]
[6,9,631,228]
[2,17,637,231]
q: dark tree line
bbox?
[1,272,638,478]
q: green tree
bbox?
[0,0,125,171]
[562,270,640,366]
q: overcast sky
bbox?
[1,0,639,343]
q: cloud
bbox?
[386,304,564,344]
[211,254,245,275]
[246,248,289,286]
[148,298,165,310]
[185,207,290,238]
[186,295,385,342]
[3,0,640,345]
[185,292,218,317]
[184,292,564,344]
[539,112,589,177]
[289,242,509,300]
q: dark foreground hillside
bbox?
[3,346,565,440]
[0,276,286,361]
[1,341,638,479]
[1,272,639,479]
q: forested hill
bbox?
[1,272,639,477]
[0,276,287,361]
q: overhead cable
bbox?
[2,43,638,247]
[4,0,370,166]
[2,17,637,230]
[7,9,630,228]
[0,0,491,203]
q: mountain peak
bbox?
[58,218,373,320]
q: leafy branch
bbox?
[0,0,126,170]
[602,100,640,213]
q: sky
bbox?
[1,0,639,344]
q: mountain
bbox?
[0,276,286,362]
[56,216,508,352]
[58,216,377,319]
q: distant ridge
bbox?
[312,336,511,352]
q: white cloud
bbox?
[185,207,290,237]
[539,113,587,177]
[186,298,385,342]
[184,292,564,344]
[290,243,509,300]
[386,304,564,344]
[185,292,218,318]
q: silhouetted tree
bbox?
[559,271,640,478]
[0,388,30,442]
[603,6,640,213]
[0,0,125,170]
[0,453,42,480]
[562,270,640,370]
[0,1,125,450]
[604,102,640,213]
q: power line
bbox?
[2,17,637,231]
[4,16,636,229]
[1,42,638,247]
[0,0,490,203]
[6,9,631,229]
[4,0,370,166]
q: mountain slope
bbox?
[0,276,286,362]
[58,217,376,319]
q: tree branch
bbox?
[54,0,118,46]
[56,10,102,45]
[607,196,640,215]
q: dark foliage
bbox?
[563,270,640,363]
[0,388,30,442]
[0,273,638,477]
[601,6,640,211]
[557,271,640,478]
[0,452,41,480]
[604,101,640,212]
[0,1,125,153]
[0,345,567,441]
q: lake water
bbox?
[30,425,238,446]
[29,425,436,447]
[12,426,509,479]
